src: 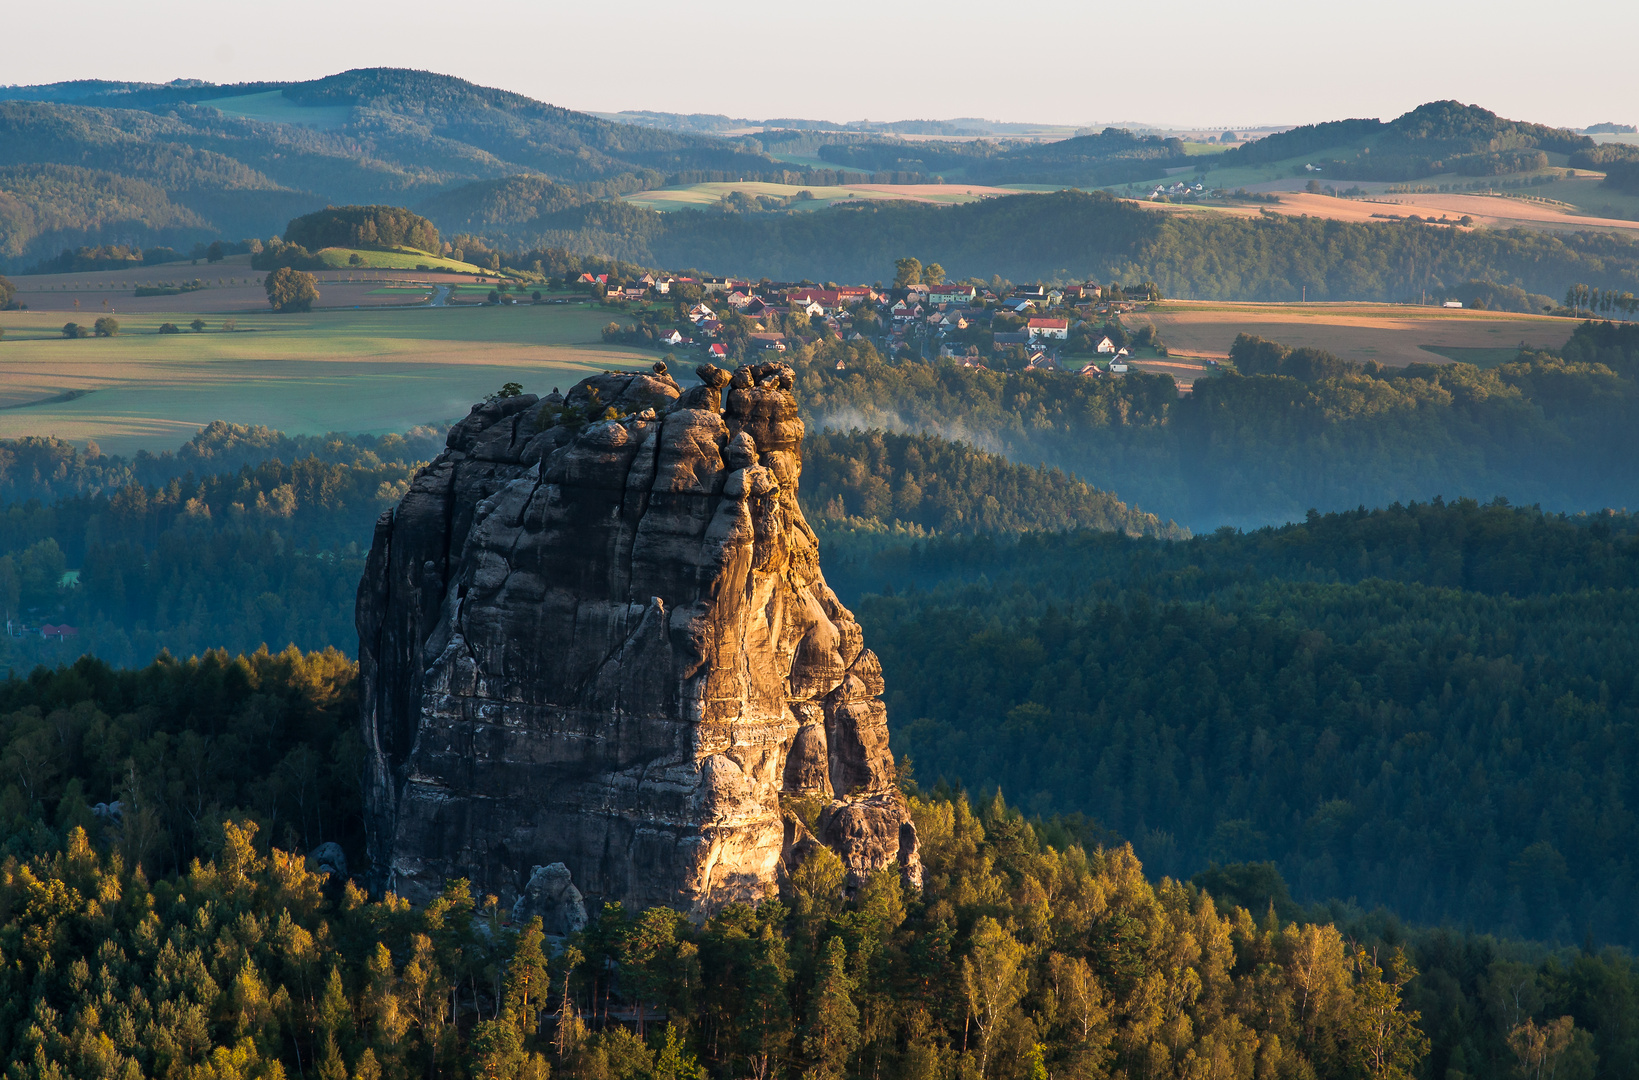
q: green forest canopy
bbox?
[0,649,1627,1080]
[835,498,1639,951]
[282,204,440,254]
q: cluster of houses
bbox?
[1149,180,1208,200]
[5,619,77,641]
[591,270,1148,376]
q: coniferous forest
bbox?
[0,649,1625,1080]
[0,320,1637,1080]
[11,53,1639,1080]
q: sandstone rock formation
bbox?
[357,362,921,917]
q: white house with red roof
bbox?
[1027,317,1069,340]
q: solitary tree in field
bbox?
[93,317,119,337]
[266,267,320,313]
[190,318,207,332]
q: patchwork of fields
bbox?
[0,259,1590,458]
[0,304,645,456]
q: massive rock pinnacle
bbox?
[357,362,921,916]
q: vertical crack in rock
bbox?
[359,363,922,917]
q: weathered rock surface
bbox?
[513,863,588,936]
[358,362,921,916]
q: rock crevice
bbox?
[359,363,921,915]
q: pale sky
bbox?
[6,0,1636,131]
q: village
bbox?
[583,269,1175,378]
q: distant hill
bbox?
[1222,100,1593,180]
[0,68,831,269]
[811,127,1189,185]
[497,188,1639,303]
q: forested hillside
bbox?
[1221,100,1593,180]
[0,421,444,505]
[831,498,1639,951]
[813,126,1190,186]
[0,650,1629,1080]
[803,431,1183,539]
[789,321,1639,528]
[0,164,208,263]
[0,69,900,268]
[497,189,1639,299]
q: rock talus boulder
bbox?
[358,363,921,916]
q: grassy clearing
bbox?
[310,247,492,273]
[197,90,353,130]
[1417,345,1533,369]
[0,304,651,455]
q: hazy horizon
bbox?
[9,0,1637,131]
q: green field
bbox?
[1418,344,1531,368]
[197,90,353,130]
[0,304,653,455]
[310,246,493,274]
[621,181,1008,212]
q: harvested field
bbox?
[1261,191,1639,235]
[1132,301,1578,367]
[1137,190,1639,236]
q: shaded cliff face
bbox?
[357,362,921,916]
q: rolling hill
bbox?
[0,68,838,269]
[1219,99,1593,180]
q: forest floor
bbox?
[1132,301,1580,367]
[0,302,644,456]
